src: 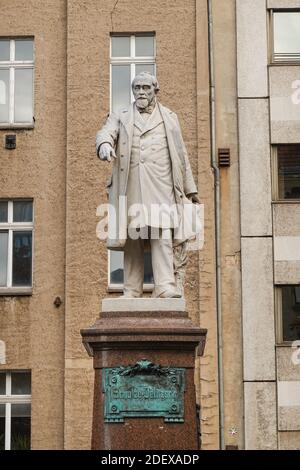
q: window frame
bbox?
[269,9,300,65]
[108,33,156,291]
[275,286,300,346]
[271,145,300,202]
[275,286,284,345]
[110,33,156,111]
[0,371,31,451]
[107,249,154,292]
[0,37,34,128]
[0,199,34,295]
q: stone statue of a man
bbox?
[96,72,199,299]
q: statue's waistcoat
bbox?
[126,106,177,228]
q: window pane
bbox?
[12,231,32,287]
[112,64,131,113]
[135,36,154,57]
[282,286,300,342]
[0,69,9,123]
[0,404,5,451]
[11,372,31,395]
[11,403,31,450]
[135,64,155,76]
[0,40,10,61]
[13,201,33,222]
[0,373,5,394]
[0,201,8,222]
[14,68,33,123]
[274,13,300,54]
[15,40,33,61]
[278,145,300,199]
[0,232,8,287]
[111,36,131,57]
[110,250,153,285]
[110,251,124,284]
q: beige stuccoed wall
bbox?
[211,0,243,449]
[195,0,219,450]
[0,0,223,450]
[65,0,214,449]
[0,0,67,450]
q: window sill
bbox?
[269,62,300,67]
[0,287,33,296]
[276,342,299,347]
[272,200,300,204]
[0,124,34,130]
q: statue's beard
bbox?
[136,97,149,109]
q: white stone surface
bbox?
[273,203,300,236]
[244,382,277,450]
[239,100,272,236]
[278,406,300,431]
[278,381,300,407]
[279,431,300,450]
[274,236,300,261]
[273,205,300,283]
[241,238,275,381]
[237,0,268,97]
[268,0,300,7]
[277,352,300,430]
[102,297,186,312]
[270,66,300,143]
[275,261,300,284]
[277,347,300,381]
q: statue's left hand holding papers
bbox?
[187,193,200,204]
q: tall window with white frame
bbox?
[0,200,33,292]
[109,34,155,289]
[0,38,34,126]
[0,371,31,450]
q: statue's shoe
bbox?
[157,289,182,299]
[119,292,142,298]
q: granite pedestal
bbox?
[81,298,207,450]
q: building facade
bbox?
[0,0,299,450]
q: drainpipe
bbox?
[207,0,225,450]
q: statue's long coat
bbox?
[96,102,198,250]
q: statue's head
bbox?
[132,71,159,109]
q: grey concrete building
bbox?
[237,0,300,450]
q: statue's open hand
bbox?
[99,143,117,162]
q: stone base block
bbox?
[81,302,207,450]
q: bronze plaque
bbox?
[103,359,185,423]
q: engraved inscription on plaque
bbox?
[103,359,186,423]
